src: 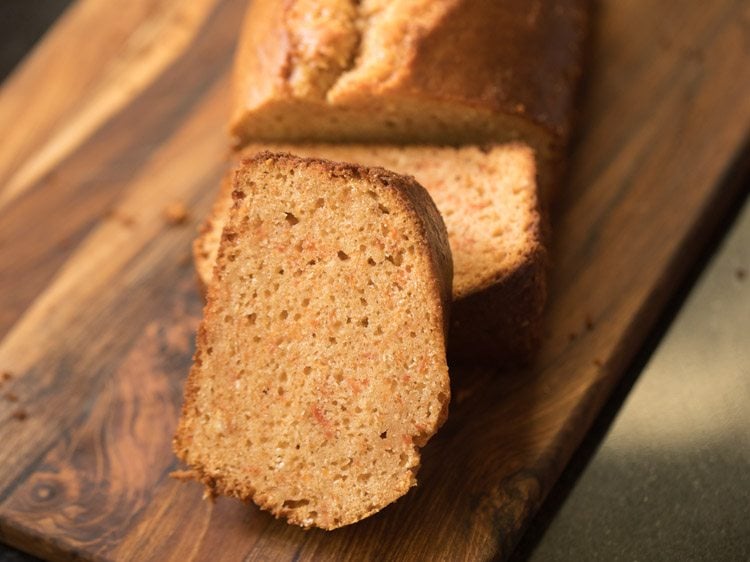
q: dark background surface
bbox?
[1,2,748,561]
[0,1,69,80]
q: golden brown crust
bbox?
[390,0,590,146]
[229,0,288,127]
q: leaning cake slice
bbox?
[174,152,452,529]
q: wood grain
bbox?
[1,0,749,560]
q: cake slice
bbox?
[175,152,452,529]
[195,144,545,363]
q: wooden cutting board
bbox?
[0,1,748,560]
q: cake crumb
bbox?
[4,391,18,403]
[584,314,595,331]
[736,267,746,281]
[170,469,198,482]
[11,408,28,421]
[164,202,190,226]
[1,371,13,382]
[104,207,135,227]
